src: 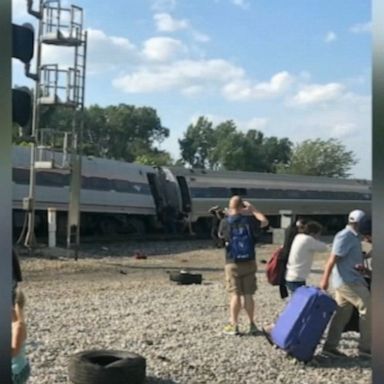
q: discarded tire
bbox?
[169,271,202,285]
[68,350,146,384]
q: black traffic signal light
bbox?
[12,22,36,132]
[12,23,34,64]
[12,87,32,128]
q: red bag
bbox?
[266,246,284,286]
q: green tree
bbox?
[178,116,215,168]
[178,117,293,172]
[135,150,173,166]
[36,103,171,163]
[276,138,357,178]
[261,136,292,173]
[208,120,237,170]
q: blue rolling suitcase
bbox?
[271,286,337,362]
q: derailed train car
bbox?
[169,167,372,229]
[12,146,371,237]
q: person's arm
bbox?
[243,202,269,228]
[310,237,329,253]
[320,253,337,291]
[218,219,227,239]
[12,320,26,357]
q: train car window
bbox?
[190,187,206,198]
[113,179,133,193]
[209,187,229,198]
[36,171,68,187]
[230,188,247,196]
[247,189,269,198]
[82,176,111,191]
[190,187,229,198]
[12,168,29,184]
[246,188,370,201]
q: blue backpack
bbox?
[227,216,255,262]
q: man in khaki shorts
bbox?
[320,209,371,358]
[218,196,269,335]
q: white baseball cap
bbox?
[348,209,366,223]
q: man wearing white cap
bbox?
[320,209,371,358]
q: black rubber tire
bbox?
[169,271,202,285]
[68,350,146,384]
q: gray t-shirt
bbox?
[331,226,366,289]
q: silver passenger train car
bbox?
[12,146,371,236]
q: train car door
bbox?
[146,172,164,215]
[176,176,192,213]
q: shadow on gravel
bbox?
[310,355,371,369]
[146,377,179,384]
[15,239,219,260]
[113,264,269,277]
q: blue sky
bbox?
[13,0,371,178]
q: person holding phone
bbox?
[218,196,269,335]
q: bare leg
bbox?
[243,294,255,324]
[229,294,242,324]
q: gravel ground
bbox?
[17,240,371,384]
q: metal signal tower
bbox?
[19,0,87,258]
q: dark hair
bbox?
[303,221,323,236]
[295,217,308,233]
[359,217,371,236]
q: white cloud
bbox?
[113,59,244,93]
[86,29,137,72]
[113,59,245,93]
[260,91,371,177]
[142,37,186,62]
[153,12,210,43]
[181,85,204,96]
[243,117,269,131]
[222,71,294,101]
[114,58,293,101]
[154,13,189,32]
[41,28,138,74]
[151,0,177,12]
[191,31,211,43]
[349,21,371,34]
[324,31,337,43]
[231,0,250,9]
[291,83,345,105]
[331,123,358,139]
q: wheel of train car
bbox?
[125,218,146,236]
[169,271,202,285]
[98,218,120,236]
[68,350,146,384]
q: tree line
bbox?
[13,103,357,178]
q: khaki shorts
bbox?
[225,261,257,295]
